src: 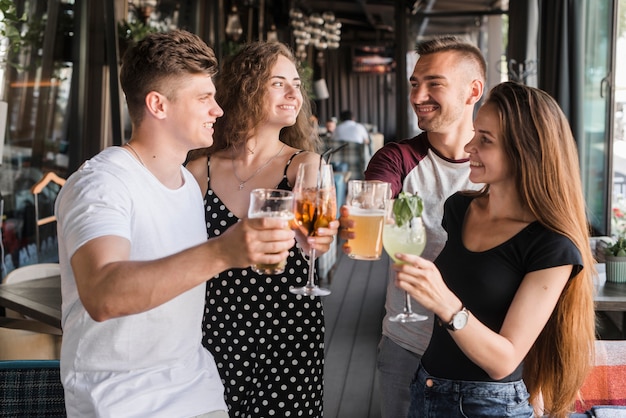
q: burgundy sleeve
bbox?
[364,134,429,197]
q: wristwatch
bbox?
[446,307,469,331]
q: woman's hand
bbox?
[392,253,462,322]
[295,220,340,256]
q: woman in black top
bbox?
[392,82,595,418]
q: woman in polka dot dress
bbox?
[187,42,339,417]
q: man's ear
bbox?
[145,91,167,120]
[467,79,484,105]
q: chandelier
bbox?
[225,5,244,42]
[289,8,341,62]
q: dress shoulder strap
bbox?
[283,150,305,177]
[279,150,305,190]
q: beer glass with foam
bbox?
[345,180,391,260]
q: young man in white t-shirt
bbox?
[55,30,296,418]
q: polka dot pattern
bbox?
[201,155,325,417]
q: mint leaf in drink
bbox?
[393,192,423,227]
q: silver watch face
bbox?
[453,310,468,330]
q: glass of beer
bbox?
[345,180,391,260]
[248,188,295,275]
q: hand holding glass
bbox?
[345,180,391,260]
[383,200,427,322]
[248,188,295,275]
[290,162,337,296]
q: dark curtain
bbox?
[507,0,538,86]
[537,0,585,145]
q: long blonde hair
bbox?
[473,82,596,417]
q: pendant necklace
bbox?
[232,143,286,190]
[124,142,146,166]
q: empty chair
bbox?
[0,263,62,360]
[3,263,61,285]
[30,172,66,262]
[3,263,61,319]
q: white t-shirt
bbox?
[55,147,226,418]
[331,120,370,144]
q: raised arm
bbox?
[71,217,295,322]
[393,254,571,379]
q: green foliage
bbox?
[0,0,27,55]
[221,40,243,58]
[298,60,315,99]
[0,0,45,69]
[606,237,626,257]
[392,192,423,227]
[117,19,159,44]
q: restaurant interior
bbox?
[1,0,626,415]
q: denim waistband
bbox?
[416,364,529,399]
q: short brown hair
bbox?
[416,36,486,82]
[120,29,218,127]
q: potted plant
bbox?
[605,197,626,283]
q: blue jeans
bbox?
[377,336,422,418]
[408,364,534,418]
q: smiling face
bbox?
[409,50,476,133]
[164,73,224,149]
[464,102,513,187]
[263,54,303,128]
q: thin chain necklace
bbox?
[247,139,257,155]
[124,142,146,167]
[232,143,286,190]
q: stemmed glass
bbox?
[290,162,337,296]
[382,198,427,322]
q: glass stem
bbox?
[404,291,413,314]
[307,247,317,289]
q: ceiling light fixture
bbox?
[289,8,341,62]
[225,5,243,42]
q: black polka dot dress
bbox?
[201,153,325,418]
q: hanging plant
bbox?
[0,0,27,56]
[0,0,45,70]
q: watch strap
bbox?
[446,307,469,331]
